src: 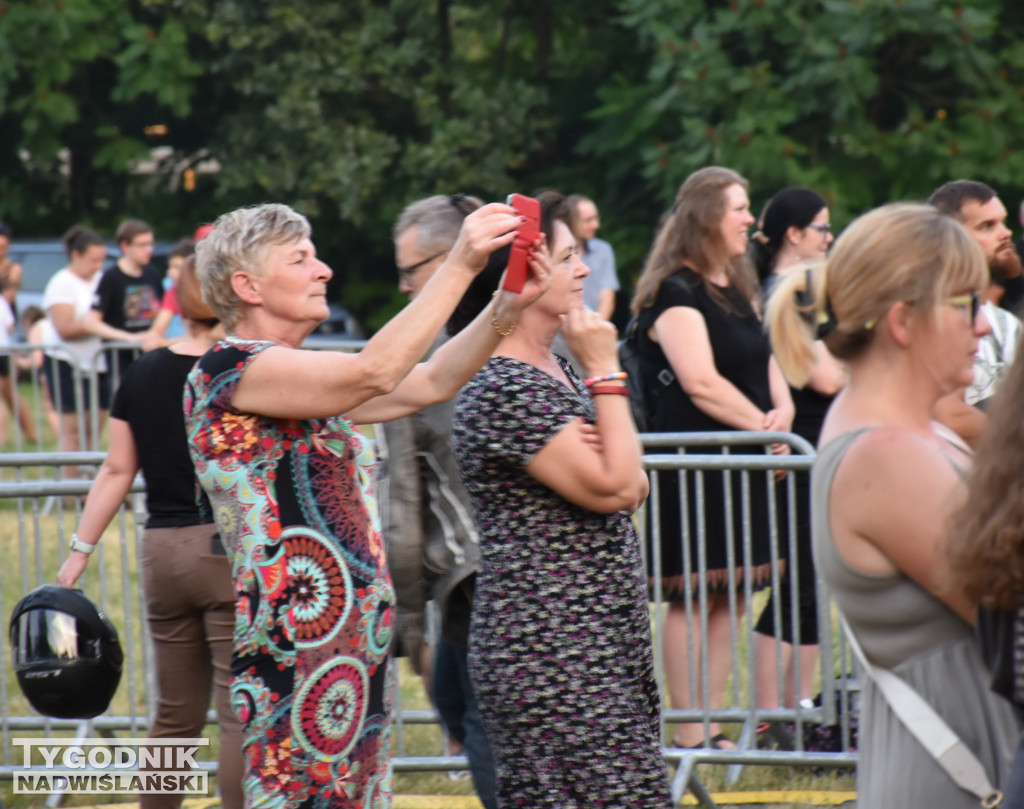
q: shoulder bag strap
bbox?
[840,614,1002,808]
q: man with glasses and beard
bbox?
[930,180,1024,447]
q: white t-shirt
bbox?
[42,267,107,371]
[966,300,1021,407]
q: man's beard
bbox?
[991,242,1023,280]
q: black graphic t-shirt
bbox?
[92,264,163,377]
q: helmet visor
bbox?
[12,609,100,667]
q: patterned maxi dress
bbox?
[453,356,671,809]
[185,338,394,809]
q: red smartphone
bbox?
[503,193,541,293]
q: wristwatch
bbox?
[68,535,96,555]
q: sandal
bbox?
[673,732,734,750]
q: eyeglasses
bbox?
[864,291,981,331]
[806,224,831,235]
[397,251,448,280]
[947,291,981,325]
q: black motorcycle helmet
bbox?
[9,585,124,719]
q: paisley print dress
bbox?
[453,356,671,808]
[185,338,394,809]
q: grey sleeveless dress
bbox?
[813,428,1019,807]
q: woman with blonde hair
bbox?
[766,203,1018,806]
[633,166,794,748]
[185,202,549,808]
[749,187,843,716]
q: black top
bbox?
[110,347,211,528]
[637,267,772,432]
[92,265,163,333]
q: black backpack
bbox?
[618,314,674,433]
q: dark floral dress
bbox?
[453,355,670,808]
[185,337,394,809]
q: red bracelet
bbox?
[589,385,630,396]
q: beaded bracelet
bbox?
[583,372,628,387]
[490,290,517,337]
[589,385,630,396]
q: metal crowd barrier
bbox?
[641,432,857,806]
[0,402,859,807]
[0,339,369,455]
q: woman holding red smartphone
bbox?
[450,191,670,808]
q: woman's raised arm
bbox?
[231,204,530,421]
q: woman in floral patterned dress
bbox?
[451,192,671,808]
[184,202,549,809]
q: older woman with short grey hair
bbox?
[185,201,549,809]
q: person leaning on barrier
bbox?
[450,191,669,808]
[56,255,242,809]
[749,187,843,719]
[183,202,550,809]
[631,166,794,750]
[88,217,166,382]
[386,193,497,809]
[766,203,1019,808]
[41,226,143,479]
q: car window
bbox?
[13,252,68,294]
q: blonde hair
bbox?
[766,203,987,386]
[632,166,757,315]
[195,204,311,331]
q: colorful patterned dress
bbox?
[185,337,394,809]
[453,355,671,808]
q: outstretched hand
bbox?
[446,202,525,276]
[492,234,552,315]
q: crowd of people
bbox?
[8,167,1024,808]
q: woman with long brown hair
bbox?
[633,166,794,748]
[767,203,1017,806]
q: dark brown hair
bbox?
[115,218,152,246]
[447,191,568,335]
[62,224,105,257]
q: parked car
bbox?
[8,239,173,339]
[302,303,365,346]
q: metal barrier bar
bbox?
[0,339,370,452]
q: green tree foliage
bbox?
[3,0,1024,327]
[0,0,643,326]
[586,0,1024,227]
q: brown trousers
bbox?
[140,524,243,809]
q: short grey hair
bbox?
[195,203,311,331]
[392,194,483,252]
